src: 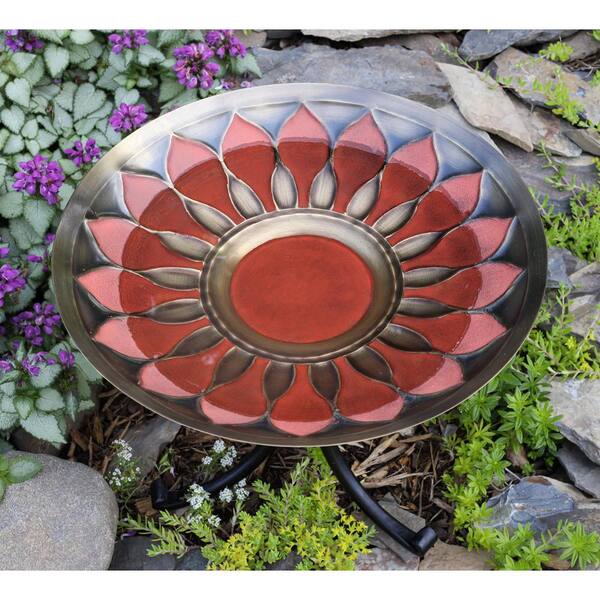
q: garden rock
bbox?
[561,31,600,61]
[563,127,600,157]
[0,451,118,570]
[121,415,181,478]
[436,62,533,150]
[459,30,575,61]
[495,140,599,213]
[436,102,499,150]
[110,536,176,570]
[482,476,585,533]
[570,262,600,295]
[487,48,600,125]
[393,33,461,64]
[419,541,492,570]
[356,547,418,571]
[300,30,434,43]
[510,100,582,157]
[567,294,600,345]
[266,551,302,570]
[557,442,600,498]
[253,45,452,108]
[235,29,267,49]
[549,379,600,465]
[546,247,587,289]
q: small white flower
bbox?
[187,483,210,509]
[212,439,225,454]
[207,515,221,528]
[219,487,234,503]
[202,455,213,466]
[235,486,249,502]
[220,454,234,468]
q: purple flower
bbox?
[173,43,220,90]
[12,155,65,205]
[0,245,9,259]
[108,103,148,133]
[240,81,253,89]
[3,30,44,53]
[0,264,26,308]
[12,302,62,347]
[21,358,40,377]
[0,359,13,373]
[65,138,102,167]
[58,349,75,368]
[108,29,149,54]
[26,254,43,263]
[44,232,56,245]
[204,30,247,60]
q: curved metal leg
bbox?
[151,445,274,510]
[321,446,437,557]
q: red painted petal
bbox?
[139,339,233,397]
[78,266,199,313]
[167,136,241,224]
[388,171,483,245]
[223,114,276,211]
[365,136,437,225]
[370,340,463,394]
[404,262,523,309]
[401,217,513,271]
[88,218,203,270]
[94,316,206,359]
[334,358,404,422]
[393,312,506,354]
[332,113,386,213]
[201,358,268,424]
[270,365,334,436]
[122,173,217,244]
[278,106,330,208]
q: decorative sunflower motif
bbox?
[75,100,527,438]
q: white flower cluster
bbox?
[234,478,249,502]
[107,464,140,491]
[202,455,213,466]
[187,483,210,510]
[207,514,221,528]
[212,439,225,454]
[112,439,133,461]
[220,445,237,468]
[218,487,234,503]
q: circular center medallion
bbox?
[200,210,402,362]
[230,235,374,344]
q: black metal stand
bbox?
[151,444,437,556]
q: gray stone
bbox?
[495,139,599,213]
[356,547,419,570]
[570,262,600,295]
[396,33,461,64]
[558,442,600,498]
[265,551,302,570]
[487,48,600,125]
[546,246,587,289]
[567,294,600,345]
[560,31,600,61]
[235,30,267,49]
[510,100,582,157]
[419,541,492,570]
[122,415,181,478]
[175,548,208,570]
[110,536,177,570]
[550,379,600,465]
[563,127,600,157]
[483,476,585,533]
[437,62,533,150]
[459,30,575,61]
[0,451,118,570]
[300,30,440,43]
[253,45,452,108]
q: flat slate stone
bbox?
[300,30,438,43]
[437,62,533,150]
[356,547,419,571]
[558,442,600,498]
[550,379,600,465]
[419,541,492,570]
[567,293,600,344]
[459,30,575,61]
[563,127,600,157]
[561,31,600,61]
[510,100,582,157]
[436,101,500,150]
[487,48,600,125]
[0,452,118,570]
[253,45,452,108]
[570,262,600,295]
[546,246,588,289]
[394,33,462,65]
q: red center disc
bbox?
[229,235,374,344]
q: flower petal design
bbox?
[388,171,483,245]
[369,340,463,395]
[88,217,203,270]
[278,105,330,208]
[401,217,514,271]
[78,266,200,313]
[122,172,218,243]
[166,136,240,223]
[392,313,506,355]
[222,114,276,211]
[334,358,404,422]
[365,136,437,225]
[201,358,268,424]
[270,365,334,435]
[94,316,207,360]
[332,113,386,213]
[138,339,233,397]
[403,262,523,309]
